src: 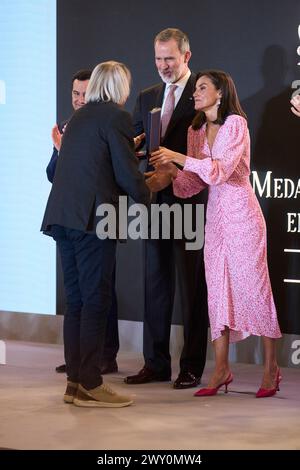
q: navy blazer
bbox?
[41,101,150,235]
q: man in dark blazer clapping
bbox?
[125,29,208,389]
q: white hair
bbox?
[85,61,131,105]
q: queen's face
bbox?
[193,76,221,112]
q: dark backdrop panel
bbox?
[57,0,300,334]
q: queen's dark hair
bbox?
[192,70,247,130]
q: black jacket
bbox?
[133,73,196,157]
[133,73,205,204]
[41,101,150,235]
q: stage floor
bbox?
[0,340,299,450]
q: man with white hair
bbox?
[47,69,119,377]
[42,62,150,407]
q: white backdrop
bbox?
[0,0,56,315]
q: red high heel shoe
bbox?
[256,368,282,398]
[194,372,233,397]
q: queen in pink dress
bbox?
[149,70,282,398]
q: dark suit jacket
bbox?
[133,73,204,201]
[134,73,196,155]
[46,147,58,183]
[41,101,150,235]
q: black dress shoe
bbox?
[173,371,201,389]
[125,366,171,384]
[55,364,66,373]
[100,359,118,375]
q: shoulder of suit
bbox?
[189,72,197,84]
[109,102,131,119]
[85,100,128,116]
[101,102,132,128]
[139,82,164,96]
[72,102,131,129]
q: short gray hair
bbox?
[85,61,131,105]
[154,28,190,54]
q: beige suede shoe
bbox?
[63,381,79,404]
[73,383,133,408]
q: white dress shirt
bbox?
[161,69,191,115]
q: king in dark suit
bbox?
[125,28,208,389]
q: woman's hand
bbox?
[51,124,62,151]
[291,94,300,117]
[149,146,186,167]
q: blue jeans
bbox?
[52,225,116,389]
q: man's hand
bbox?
[51,124,63,151]
[144,163,177,192]
[134,133,145,149]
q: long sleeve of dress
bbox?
[184,115,247,186]
[173,168,207,198]
[172,125,207,198]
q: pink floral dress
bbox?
[173,115,282,343]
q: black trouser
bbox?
[102,266,119,363]
[143,193,208,378]
[52,225,116,389]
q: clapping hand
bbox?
[51,124,63,151]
